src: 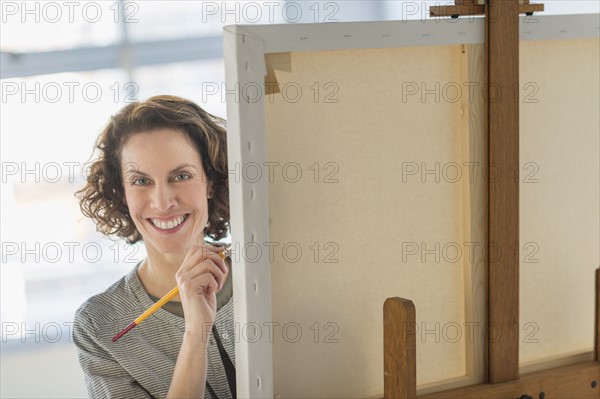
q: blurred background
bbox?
[1,1,597,397]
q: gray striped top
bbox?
[73,264,235,399]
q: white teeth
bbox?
[151,215,186,230]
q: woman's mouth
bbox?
[148,214,190,232]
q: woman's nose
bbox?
[150,183,177,211]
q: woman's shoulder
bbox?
[74,267,138,329]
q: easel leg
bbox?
[384,297,417,398]
[595,268,599,361]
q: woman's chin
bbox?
[141,238,188,256]
[155,243,188,255]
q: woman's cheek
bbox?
[123,189,145,217]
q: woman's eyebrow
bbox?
[125,164,197,177]
[168,164,197,174]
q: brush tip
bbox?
[112,322,137,343]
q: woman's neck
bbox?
[137,245,186,300]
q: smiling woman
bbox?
[73,95,235,399]
[77,95,229,245]
[121,130,214,255]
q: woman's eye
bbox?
[174,173,191,181]
[133,178,149,186]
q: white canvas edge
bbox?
[223,14,600,397]
[224,29,274,399]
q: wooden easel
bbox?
[383,1,600,397]
[430,0,544,19]
[384,269,600,397]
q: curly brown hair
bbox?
[76,95,229,244]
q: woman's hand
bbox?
[168,243,228,399]
[175,244,229,338]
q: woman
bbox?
[73,95,235,399]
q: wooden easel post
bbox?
[486,0,520,384]
[596,268,600,362]
[384,0,544,396]
[382,1,600,397]
[411,269,600,398]
[384,298,416,398]
[383,268,600,397]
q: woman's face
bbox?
[121,128,212,255]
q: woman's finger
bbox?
[179,247,228,284]
[179,272,219,297]
[177,259,225,291]
[183,244,224,266]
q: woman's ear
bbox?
[207,181,214,199]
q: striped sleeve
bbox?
[73,307,154,399]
